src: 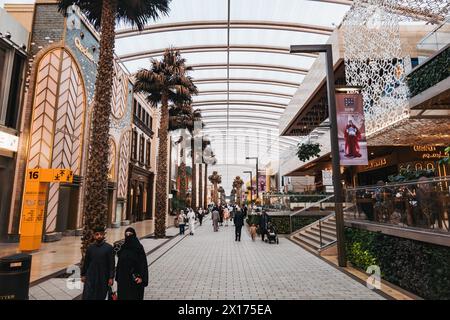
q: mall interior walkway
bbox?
[143,217,383,300]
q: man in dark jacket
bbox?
[234,209,245,241]
[81,226,115,300]
[259,211,270,242]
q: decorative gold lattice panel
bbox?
[117,130,131,199]
[28,48,86,233]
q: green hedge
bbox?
[407,46,450,97]
[345,227,450,299]
[246,214,322,234]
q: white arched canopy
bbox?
[115,0,352,189]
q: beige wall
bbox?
[3,4,34,33]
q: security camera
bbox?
[6,32,11,39]
[21,44,27,50]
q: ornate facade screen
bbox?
[342,0,449,137]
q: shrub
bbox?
[345,227,450,299]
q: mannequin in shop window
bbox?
[344,119,362,158]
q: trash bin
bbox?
[0,254,32,300]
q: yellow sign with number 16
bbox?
[19,168,73,252]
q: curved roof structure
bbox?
[114,0,352,186]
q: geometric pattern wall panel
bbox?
[342,0,411,137]
[111,61,126,120]
[117,130,131,199]
[108,137,116,181]
[46,49,86,233]
[27,49,62,169]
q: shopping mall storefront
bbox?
[7,3,133,241]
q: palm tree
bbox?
[188,109,202,209]
[198,138,210,209]
[58,0,170,257]
[218,186,225,205]
[135,48,198,238]
[208,171,222,205]
[204,150,217,208]
[232,176,244,206]
[169,104,194,209]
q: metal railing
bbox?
[345,176,450,233]
[288,194,335,234]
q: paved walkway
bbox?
[144,217,383,300]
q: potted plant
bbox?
[296,142,321,162]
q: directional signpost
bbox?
[19,168,73,252]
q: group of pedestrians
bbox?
[175,207,207,235]
[81,226,148,300]
[210,204,248,241]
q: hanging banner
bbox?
[336,93,368,166]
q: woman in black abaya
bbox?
[115,227,148,300]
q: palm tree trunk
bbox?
[191,137,196,208]
[198,164,202,209]
[204,164,208,208]
[213,183,218,205]
[179,160,186,206]
[155,94,169,237]
[81,0,117,260]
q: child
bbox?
[249,224,257,241]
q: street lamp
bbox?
[290,44,346,267]
[243,170,253,208]
[246,156,259,201]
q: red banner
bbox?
[336,93,368,166]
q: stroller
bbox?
[265,222,279,244]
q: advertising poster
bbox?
[336,93,368,166]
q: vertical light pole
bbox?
[243,170,253,208]
[246,157,259,202]
[290,44,346,267]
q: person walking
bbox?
[243,205,248,217]
[259,210,270,242]
[178,210,186,235]
[187,209,196,235]
[234,208,244,241]
[197,207,204,226]
[212,206,220,232]
[81,226,115,300]
[115,228,148,300]
[219,206,224,226]
[223,206,230,226]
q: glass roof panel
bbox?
[230,0,350,27]
[116,0,228,30]
[193,94,290,105]
[230,29,330,48]
[229,69,304,84]
[115,29,227,56]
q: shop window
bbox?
[0,43,25,129]
[149,116,153,131]
[133,99,138,116]
[139,134,145,164]
[132,129,138,161]
[146,139,151,167]
[137,103,142,120]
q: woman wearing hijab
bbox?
[115,227,148,300]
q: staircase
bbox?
[290,213,337,253]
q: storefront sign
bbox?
[74,37,95,63]
[0,131,19,152]
[336,93,368,166]
[412,146,446,160]
[19,168,73,252]
[322,170,333,186]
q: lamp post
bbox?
[246,157,259,202]
[290,44,346,267]
[243,170,253,208]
